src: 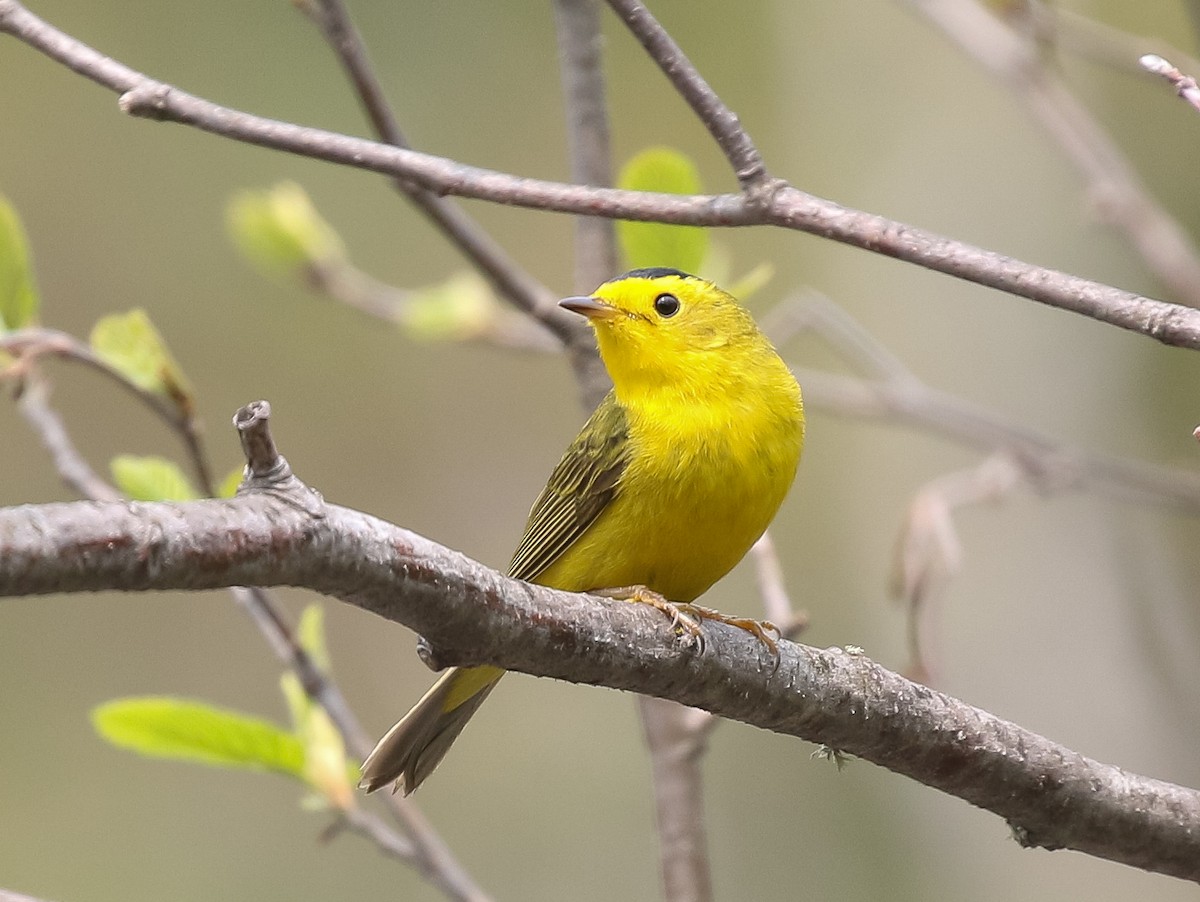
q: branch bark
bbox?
[3,470,1199,883]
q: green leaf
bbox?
[227,182,345,276]
[402,271,500,341]
[110,455,200,501]
[616,147,708,274]
[89,309,193,405]
[0,195,40,332]
[93,697,305,779]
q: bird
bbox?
[359,267,805,794]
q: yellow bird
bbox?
[360,268,804,794]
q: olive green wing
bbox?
[507,393,629,583]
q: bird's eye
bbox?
[653,293,680,317]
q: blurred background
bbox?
[4,0,1200,899]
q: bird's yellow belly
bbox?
[536,415,800,601]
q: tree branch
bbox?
[555,5,716,897]
[1,328,213,492]
[15,372,122,502]
[553,0,617,408]
[637,695,714,902]
[8,390,486,901]
[3,0,1197,349]
[299,0,578,350]
[909,0,1200,308]
[3,405,1199,883]
[555,0,619,293]
[1141,53,1200,116]
[604,0,770,191]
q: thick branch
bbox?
[2,495,1199,882]
[2,0,1198,349]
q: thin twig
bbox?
[2,0,1194,349]
[1141,54,1200,115]
[554,0,619,295]
[891,452,1027,681]
[1048,4,1200,78]
[230,403,490,902]
[304,259,558,352]
[300,0,591,380]
[548,0,618,406]
[1,328,213,491]
[0,890,57,902]
[908,0,1200,308]
[15,372,122,501]
[327,806,415,861]
[762,295,1200,516]
[750,530,807,638]
[637,695,714,902]
[761,293,917,385]
[603,0,771,191]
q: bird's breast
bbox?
[539,390,803,601]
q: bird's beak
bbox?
[559,295,622,321]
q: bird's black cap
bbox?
[611,267,699,283]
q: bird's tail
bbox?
[359,665,505,794]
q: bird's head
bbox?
[560,268,767,398]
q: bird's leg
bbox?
[594,586,780,655]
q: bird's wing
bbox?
[507,392,629,582]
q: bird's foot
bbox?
[594,586,780,656]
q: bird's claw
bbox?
[595,586,779,660]
[633,590,706,649]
